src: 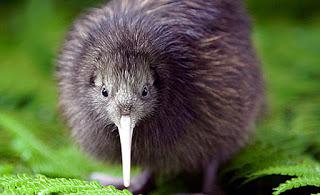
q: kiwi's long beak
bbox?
[118,115,134,187]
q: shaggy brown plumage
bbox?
[57,0,264,193]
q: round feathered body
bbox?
[57,0,264,174]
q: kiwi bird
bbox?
[57,0,264,194]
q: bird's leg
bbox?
[202,160,224,195]
[90,169,155,194]
[128,169,155,194]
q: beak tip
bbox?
[124,181,130,188]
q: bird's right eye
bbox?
[141,86,149,97]
[102,86,108,97]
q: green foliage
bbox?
[0,112,124,179]
[245,159,320,195]
[246,0,320,20]
[0,174,131,194]
[221,23,320,194]
[274,177,320,195]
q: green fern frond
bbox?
[0,174,131,195]
[223,141,306,181]
[273,176,320,195]
[247,158,320,182]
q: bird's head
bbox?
[82,39,159,187]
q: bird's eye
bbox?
[142,86,149,97]
[102,86,108,97]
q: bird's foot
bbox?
[90,169,154,194]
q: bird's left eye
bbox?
[142,86,149,97]
[102,86,108,97]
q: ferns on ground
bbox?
[0,174,130,194]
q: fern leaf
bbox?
[0,174,131,195]
[273,176,320,195]
[247,159,320,182]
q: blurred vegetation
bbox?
[0,0,320,194]
[247,0,320,21]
